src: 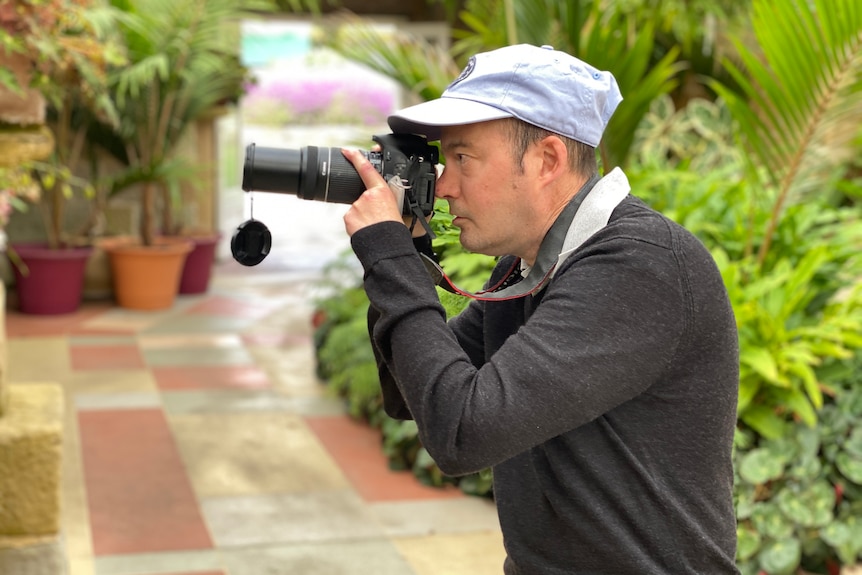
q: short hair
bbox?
[502,118,598,178]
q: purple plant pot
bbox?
[10,243,94,315]
[179,234,221,294]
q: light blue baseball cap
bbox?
[388,44,622,148]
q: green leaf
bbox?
[737,378,761,413]
[752,502,795,541]
[758,538,802,575]
[835,452,862,485]
[776,481,834,528]
[741,405,789,440]
[740,448,786,484]
[779,388,818,428]
[740,347,781,384]
[737,524,762,561]
[820,521,851,547]
[821,517,862,565]
[735,484,757,520]
[844,428,862,459]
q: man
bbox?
[342,44,739,574]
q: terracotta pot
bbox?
[10,243,93,315]
[106,238,193,310]
[178,233,221,295]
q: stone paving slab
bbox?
[5,254,506,575]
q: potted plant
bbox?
[90,0,258,309]
[1,0,120,315]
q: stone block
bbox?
[0,384,64,536]
[0,534,66,575]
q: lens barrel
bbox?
[242,145,301,195]
[243,144,368,206]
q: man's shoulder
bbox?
[608,195,709,255]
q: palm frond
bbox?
[711,0,862,264]
[324,16,460,102]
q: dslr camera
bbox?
[232,133,439,266]
[242,133,438,214]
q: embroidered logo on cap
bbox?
[447,56,475,90]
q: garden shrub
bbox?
[734,361,862,574]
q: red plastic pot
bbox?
[179,234,221,294]
[10,243,94,315]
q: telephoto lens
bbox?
[241,133,438,217]
[242,144,379,205]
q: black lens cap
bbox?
[231,219,272,266]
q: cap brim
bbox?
[388,97,513,141]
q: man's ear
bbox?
[533,135,568,184]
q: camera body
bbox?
[242,133,438,216]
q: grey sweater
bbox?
[351,193,739,574]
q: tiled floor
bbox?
[4,257,505,575]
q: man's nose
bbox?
[435,165,455,199]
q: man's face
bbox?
[437,120,538,260]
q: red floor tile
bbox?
[70,344,146,370]
[305,415,464,503]
[78,409,213,555]
[4,302,115,337]
[152,365,271,391]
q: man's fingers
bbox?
[342,148,386,189]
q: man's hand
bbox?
[342,148,403,237]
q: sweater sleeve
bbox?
[352,220,685,476]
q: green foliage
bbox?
[319,15,460,103]
[1,0,124,248]
[93,0,267,242]
[633,149,862,440]
[711,0,862,266]
[633,94,742,172]
[734,378,862,573]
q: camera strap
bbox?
[388,168,437,239]
[420,168,631,301]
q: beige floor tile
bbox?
[222,540,415,575]
[92,549,221,575]
[80,308,182,332]
[7,337,70,382]
[201,490,382,547]
[137,333,244,349]
[168,412,349,497]
[252,346,324,397]
[62,369,157,395]
[394,531,507,575]
[370,497,502,537]
[66,555,95,575]
[253,306,315,338]
[60,397,94,562]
